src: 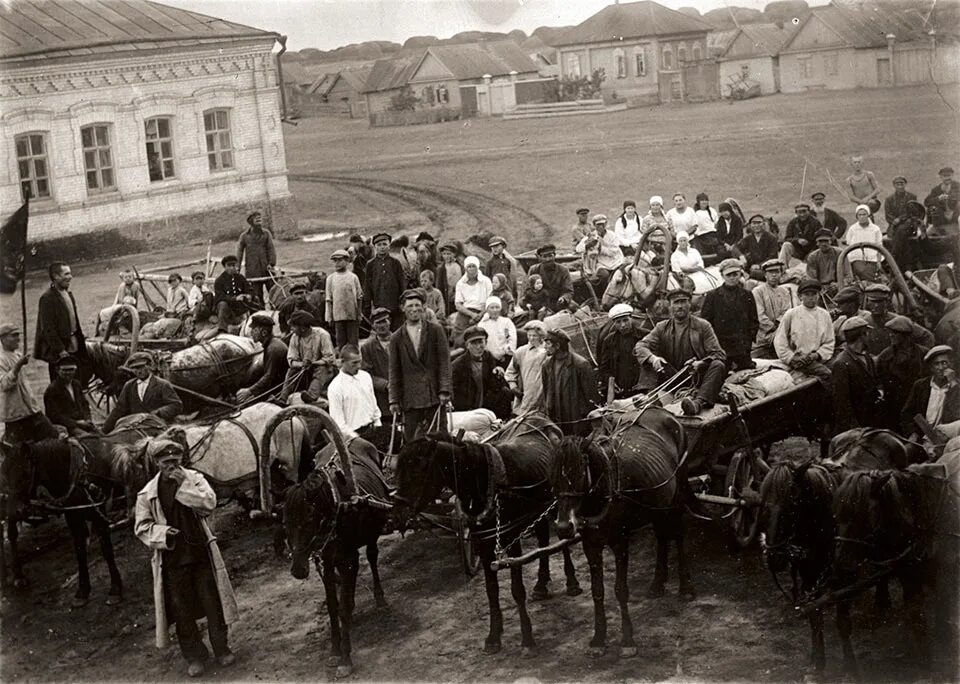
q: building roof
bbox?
[418,41,539,81]
[0,0,276,61]
[707,28,739,57]
[362,54,419,93]
[783,1,928,52]
[554,1,713,47]
[336,67,371,92]
[281,61,314,88]
[720,23,793,58]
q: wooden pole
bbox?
[20,275,28,344]
[490,535,581,572]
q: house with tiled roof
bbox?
[718,23,794,97]
[553,0,714,104]
[0,0,292,253]
[779,0,959,92]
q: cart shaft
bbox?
[489,535,581,572]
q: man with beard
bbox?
[810,192,847,240]
[877,315,929,431]
[831,317,884,432]
[527,244,574,310]
[752,259,796,359]
[634,289,727,416]
[889,200,929,272]
[779,203,823,265]
[236,314,288,404]
[924,166,960,231]
[276,282,323,335]
[831,285,870,351]
[700,259,758,371]
[541,328,597,435]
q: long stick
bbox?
[20,274,28,344]
[204,240,213,279]
[799,161,808,203]
[490,534,581,571]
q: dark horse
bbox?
[392,413,581,656]
[283,438,389,679]
[550,406,693,658]
[0,428,151,606]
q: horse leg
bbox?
[808,602,826,678]
[7,518,26,588]
[335,551,360,678]
[481,544,503,655]
[562,545,582,596]
[66,513,91,607]
[320,556,343,668]
[900,571,929,667]
[647,527,670,598]
[613,539,637,658]
[508,540,536,656]
[836,597,860,678]
[531,518,551,601]
[365,541,387,608]
[673,514,696,599]
[91,513,122,605]
[584,535,607,655]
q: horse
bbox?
[283,438,389,679]
[0,423,160,605]
[550,406,693,658]
[392,412,581,656]
[827,428,928,471]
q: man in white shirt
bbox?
[901,345,960,441]
[774,278,834,382]
[1,324,59,444]
[327,344,389,451]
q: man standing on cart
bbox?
[236,211,276,306]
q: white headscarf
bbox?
[464,255,480,269]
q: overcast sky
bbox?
[160,0,777,51]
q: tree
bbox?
[388,86,420,111]
[557,67,606,101]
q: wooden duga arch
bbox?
[258,404,354,513]
[633,223,674,300]
[836,241,918,313]
[102,303,141,354]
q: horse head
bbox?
[85,341,130,396]
[759,462,803,572]
[110,425,184,491]
[551,437,610,539]
[392,434,448,526]
[284,469,339,580]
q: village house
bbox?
[779,1,959,92]
[553,0,715,105]
[0,0,292,257]
[718,23,793,97]
[321,68,371,118]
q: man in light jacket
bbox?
[134,436,239,678]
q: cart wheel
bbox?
[455,514,481,577]
[725,450,760,550]
[85,385,114,423]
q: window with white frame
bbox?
[203,109,234,172]
[635,49,646,76]
[15,132,51,201]
[614,48,627,78]
[662,47,673,70]
[566,53,582,77]
[80,124,116,193]
[436,85,450,104]
[145,116,175,181]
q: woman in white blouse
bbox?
[843,204,884,281]
[670,231,705,274]
[666,192,700,238]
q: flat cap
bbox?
[747,214,766,223]
[864,283,891,297]
[289,282,308,294]
[815,229,833,240]
[840,316,868,334]
[797,277,822,294]
[536,244,557,256]
[719,258,742,275]
[545,328,570,343]
[462,326,488,344]
[488,235,506,247]
[666,288,692,301]
[811,192,826,200]
[415,231,435,243]
[372,232,392,244]
[221,255,238,266]
[608,303,633,320]
[125,351,153,368]
[330,249,350,260]
[401,288,425,303]
[438,242,459,254]
[0,323,18,337]
[370,307,391,322]
[288,310,316,327]
[523,320,547,334]
[892,175,907,184]
[795,202,811,210]
[884,315,914,333]
[761,258,784,271]
[939,167,954,175]
[834,286,862,304]
[592,213,608,224]
[249,313,276,328]
[576,207,590,215]
[55,354,79,369]
[925,345,954,363]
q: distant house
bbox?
[708,28,740,58]
[779,1,959,92]
[553,0,715,104]
[323,68,371,117]
[718,23,793,97]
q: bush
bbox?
[388,86,420,111]
[557,67,606,101]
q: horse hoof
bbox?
[588,646,606,659]
[679,584,697,601]
[105,595,123,606]
[566,584,583,597]
[326,655,341,668]
[645,583,666,598]
[483,642,501,655]
[619,645,638,659]
[335,664,353,679]
[71,596,89,608]
[520,646,537,659]
[531,587,551,602]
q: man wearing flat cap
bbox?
[134,437,238,678]
[542,328,598,434]
[236,211,276,307]
[527,244,574,311]
[810,192,847,240]
[831,316,883,431]
[364,232,406,330]
[103,352,183,433]
[831,285,869,350]
[884,176,917,227]
[276,280,322,336]
[862,283,934,357]
[213,255,254,334]
[484,235,523,297]
[572,208,591,247]
[389,289,452,440]
[451,327,512,419]
[576,214,623,295]
[44,354,97,436]
[236,314,288,404]
[701,259,758,371]
[752,259,797,359]
[360,307,394,417]
[924,167,960,230]
[901,344,960,441]
[805,229,841,294]
[634,289,727,416]
[281,310,335,404]
[774,278,834,382]
[779,203,823,265]
[736,214,779,271]
[1,324,59,444]
[877,315,929,431]
[325,249,363,349]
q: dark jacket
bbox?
[360,335,391,416]
[736,231,779,269]
[864,313,935,357]
[700,284,759,363]
[35,286,86,364]
[213,272,252,305]
[877,343,928,431]
[598,324,643,395]
[634,315,727,369]
[277,294,323,334]
[901,376,960,436]
[43,378,91,433]
[831,348,883,432]
[715,214,743,246]
[527,263,574,306]
[925,181,960,227]
[451,350,511,419]
[816,207,847,240]
[245,337,289,398]
[435,260,464,316]
[236,228,276,278]
[883,191,918,227]
[365,255,406,312]
[784,215,823,259]
[103,374,184,433]
[388,321,452,410]
[541,350,597,427]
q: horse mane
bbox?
[834,470,884,522]
[85,341,128,384]
[110,425,188,485]
[759,462,797,504]
[551,436,588,491]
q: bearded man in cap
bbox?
[527,244,574,310]
[451,327,512,419]
[832,316,884,431]
[236,211,276,306]
[862,283,934,357]
[774,279,834,382]
[779,203,823,265]
[889,200,929,272]
[805,230,842,293]
[700,259,758,371]
[134,438,238,678]
[236,314,288,404]
[1,324,59,444]
[901,345,960,440]
[281,310,335,404]
[634,289,727,416]
[360,308,393,417]
[924,167,960,230]
[877,315,929,431]
[364,232,406,330]
[572,208,591,246]
[599,304,643,402]
[752,259,797,359]
[103,352,183,433]
[831,285,870,350]
[542,328,597,435]
[43,354,97,436]
[810,192,847,240]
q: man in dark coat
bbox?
[541,329,597,436]
[236,314,288,404]
[598,304,644,403]
[213,255,254,333]
[889,200,929,272]
[736,215,779,270]
[862,283,934,357]
[811,192,847,241]
[877,315,929,431]
[43,355,96,435]
[924,166,960,229]
[365,232,406,330]
[527,245,574,311]
[236,211,276,306]
[35,261,88,381]
[805,230,842,294]
[901,344,960,440]
[103,352,183,433]
[634,288,727,416]
[360,308,393,418]
[700,259,758,371]
[831,317,884,432]
[451,327,512,419]
[883,177,918,227]
[779,203,823,263]
[276,282,322,335]
[388,289,452,441]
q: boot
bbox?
[681,397,702,416]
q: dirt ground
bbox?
[1,85,958,682]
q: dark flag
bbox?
[0,200,28,294]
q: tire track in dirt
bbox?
[290,174,554,248]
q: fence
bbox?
[369,107,463,127]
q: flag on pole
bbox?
[0,200,28,294]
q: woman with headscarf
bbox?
[843,204,884,281]
[670,231,705,274]
[715,201,744,250]
[505,320,549,414]
[615,200,642,254]
[692,192,721,256]
[452,255,493,344]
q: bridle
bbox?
[555,441,612,528]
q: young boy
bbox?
[114,270,141,307]
[477,295,517,365]
[324,249,363,349]
[166,273,190,315]
[188,271,211,310]
[419,269,446,319]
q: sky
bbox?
[160,0,775,51]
